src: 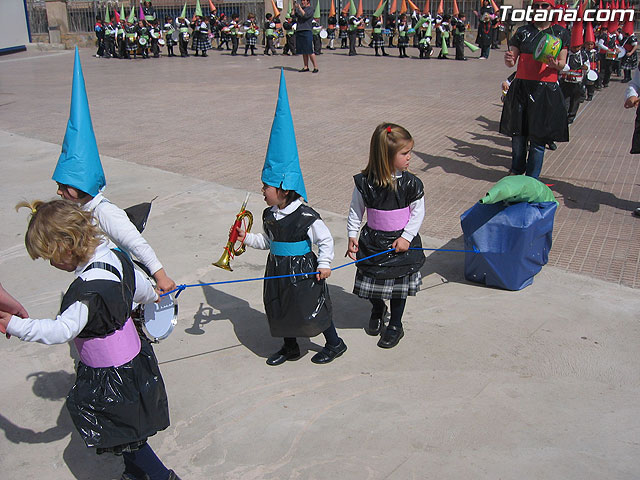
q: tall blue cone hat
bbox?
[52,47,105,197]
[261,69,307,201]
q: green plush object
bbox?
[479,176,558,205]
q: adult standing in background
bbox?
[294,0,319,72]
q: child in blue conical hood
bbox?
[53,49,176,295]
[237,70,346,366]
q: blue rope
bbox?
[163,245,478,298]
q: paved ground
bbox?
[0,44,638,287]
[0,45,639,479]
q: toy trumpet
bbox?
[213,193,253,271]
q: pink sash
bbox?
[74,318,141,368]
[366,207,410,231]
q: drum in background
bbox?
[158,38,166,46]
[320,29,328,39]
[138,36,148,46]
[586,69,598,82]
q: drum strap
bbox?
[83,262,122,280]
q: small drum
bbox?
[320,29,328,39]
[617,46,626,59]
[564,69,583,82]
[382,28,391,35]
[408,28,416,35]
[222,26,231,33]
[292,23,297,31]
[158,38,166,46]
[138,36,148,46]
[533,33,562,64]
[587,69,598,82]
[182,32,190,41]
[142,294,178,342]
[151,31,160,39]
[605,50,617,60]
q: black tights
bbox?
[374,46,386,55]
[398,46,407,57]
[284,323,340,349]
[122,443,170,480]
[370,298,406,328]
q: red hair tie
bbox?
[386,126,392,133]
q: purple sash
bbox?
[366,207,410,231]
[74,318,141,368]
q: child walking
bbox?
[346,123,425,348]
[0,199,180,480]
[238,70,346,365]
[53,48,176,296]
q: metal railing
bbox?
[25,0,49,35]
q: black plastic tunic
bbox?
[262,204,332,338]
[354,172,426,279]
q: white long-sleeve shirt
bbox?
[626,68,640,99]
[243,199,334,269]
[6,242,157,344]
[85,193,163,275]
[347,172,426,242]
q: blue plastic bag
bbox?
[460,201,557,290]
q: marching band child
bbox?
[283,14,296,55]
[125,19,139,59]
[397,14,410,58]
[229,13,240,56]
[237,71,346,366]
[620,21,638,83]
[560,25,589,124]
[149,19,161,58]
[339,11,349,48]
[244,13,259,56]
[346,123,425,349]
[163,16,177,57]
[0,200,181,480]
[312,19,323,55]
[191,16,212,57]
[327,15,337,49]
[177,16,190,57]
[136,19,151,59]
[264,13,277,55]
[371,15,389,56]
[583,22,598,100]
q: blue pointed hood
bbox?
[261,69,307,201]
[52,47,105,197]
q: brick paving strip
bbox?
[1,46,638,287]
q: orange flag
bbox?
[330,0,336,16]
[208,0,216,12]
[400,0,407,13]
[490,0,499,15]
[437,0,443,14]
[389,0,397,13]
[452,0,459,15]
[271,0,280,16]
[342,1,350,14]
[408,0,420,11]
[423,0,430,13]
[357,0,363,16]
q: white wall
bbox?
[0,0,30,52]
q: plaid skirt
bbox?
[398,35,409,46]
[191,36,211,51]
[372,33,384,47]
[353,270,422,300]
[622,52,638,70]
[246,34,257,46]
[339,29,348,39]
[357,30,365,39]
[327,28,336,39]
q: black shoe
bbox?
[266,344,301,366]
[377,325,404,349]
[311,339,347,364]
[167,471,182,480]
[547,142,557,151]
[202,53,207,57]
[298,66,309,72]
[367,305,387,336]
[586,95,593,101]
[312,68,319,73]
[633,207,640,218]
[622,78,631,83]
[120,473,150,480]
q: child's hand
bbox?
[153,269,177,295]
[346,237,359,260]
[625,96,640,109]
[0,310,12,336]
[504,50,516,67]
[236,226,246,242]
[392,237,410,253]
[316,268,331,281]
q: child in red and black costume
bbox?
[499,0,570,178]
[583,21,599,99]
